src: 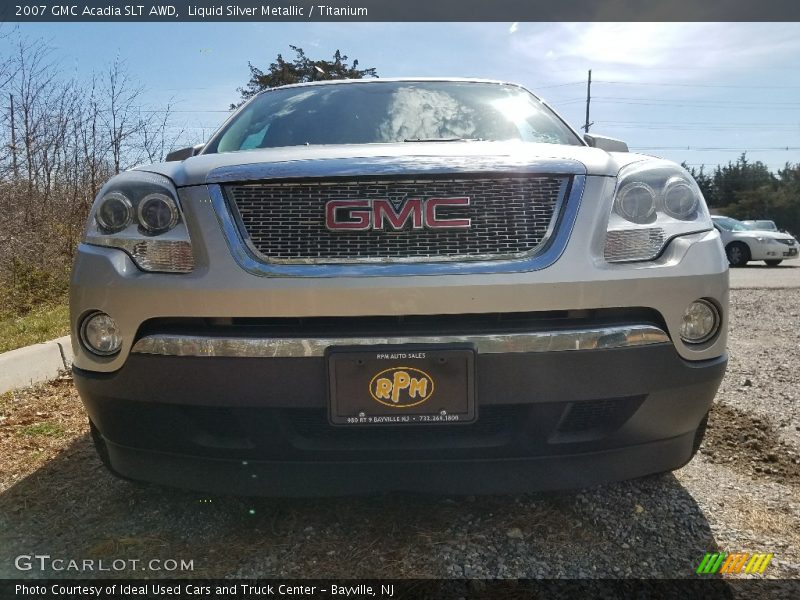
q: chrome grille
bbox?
[224,176,569,263]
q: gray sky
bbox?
[7,21,800,171]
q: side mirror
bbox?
[583,134,629,153]
[165,143,205,162]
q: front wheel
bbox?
[725,242,750,267]
[765,259,783,267]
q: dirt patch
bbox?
[702,403,800,486]
[0,373,87,493]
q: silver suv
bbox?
[70,79,728,495]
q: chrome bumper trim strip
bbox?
[131,325,670,358]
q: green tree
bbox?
[711,153,775,209]
[682,155,800,235]
[725,163,800,235]
[683,162,715,205]
[233,46,378,107]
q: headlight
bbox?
[604,160,712,263]
[615,182,656,224]
[95,192,133,233]
[138,193,179,234]
[83,171,193,273]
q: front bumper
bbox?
[71,172,729,494]
[75,344,727,495]
[751,240,799,261]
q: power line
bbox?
[598,124,792,131]
[597,120,790,126]
[631,146,800,151]
[589,99,800,109]
[594,80,800,90]
[544,97,585,104]
[534,81,584,90]
[596,97,800,106]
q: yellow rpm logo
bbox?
[369,367,435,408]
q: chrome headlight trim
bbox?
[83,171,194,273]
[604,160,712,263]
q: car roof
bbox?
[256,77,540,98]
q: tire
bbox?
[725,242,750,267]
[765,259,783,267]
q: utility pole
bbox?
[9,94,19,178]
[582,69,594,133]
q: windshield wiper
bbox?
[403,137,485,142]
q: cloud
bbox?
[509,23,800,84]
[509,22,519,34]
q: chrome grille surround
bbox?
[224,176,568,264]
[207,157,587,277]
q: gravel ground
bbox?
[1,269,799,581]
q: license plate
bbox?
[327,345,476,426]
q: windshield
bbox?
[205,81,583,153]
[744,220,777,231]
[714,216,753,232]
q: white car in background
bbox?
[712,216,799,267]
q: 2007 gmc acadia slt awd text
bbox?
[70,79,728,495]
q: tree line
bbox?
[685,154,800,235]
[0,33,185,314]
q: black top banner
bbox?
[2,0,800,22]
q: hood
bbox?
[134,141,652,187]
[734,230,797,242]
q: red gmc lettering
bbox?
[425,197,472,229]
[326,198,471,231]
[325,199,371,230]
[373,199,423,230]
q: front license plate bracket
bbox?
[327,345,476,426]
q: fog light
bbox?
[80,312,122,355]
[680,299,720,344]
